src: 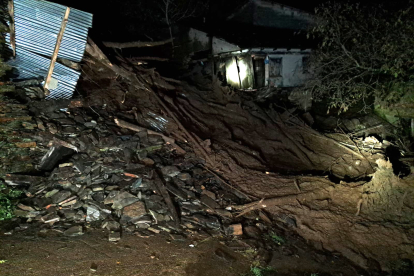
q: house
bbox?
[184,0,314,89]
[214,47,311,90]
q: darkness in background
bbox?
[48,0,406,41]
[47,0,407,78]
[50,0,331,42]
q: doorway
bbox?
[253,57,265,88]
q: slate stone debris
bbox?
[64,226,84,236]
[109,231,121,242]
[226,224,243,236]
[90,263,98,272]
[3,101,251,241]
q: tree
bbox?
[306,2,414,114]
[158,0,209,56]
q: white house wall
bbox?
[187,28,211,52]
[212,37,240,55]
[187,28,241,55]
[267,53,310,87]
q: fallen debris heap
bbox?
[1,36,413,274]
[3,101,248,240]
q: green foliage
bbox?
[0,260,7,264]
[0,57,12,79]
[306,2,414,113]
[0,183,22,221]
[390,259,414,276]
[269,232,285,245]
[249,266,275,276]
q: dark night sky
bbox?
[49,0,328,41]
[49,0,401,42]
[53,0,326,13]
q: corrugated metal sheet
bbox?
[8,46,81,100]
[6,0,93,100]
[11,0,93,62]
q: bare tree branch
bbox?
[103,38,174,49]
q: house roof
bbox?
[211,25,315,49]
[188,0,316,50]
[208,0,320,21]
[227,0,313,30]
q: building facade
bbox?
[185,0,314,89]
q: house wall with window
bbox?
[217,49,311,89]
[215,50,311,89]
[184,27,312,89]
[266,53,311,87]
[186,28,241,57]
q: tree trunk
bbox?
[165,0,175,57]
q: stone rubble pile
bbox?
[3,101,251,241]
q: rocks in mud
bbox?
[86,205,102,222]
[200,194,220,209]
[64,226,84,236]
[243,225,262,239]
[112,196,139,210]
[51,191,72,204]
[161,166,181,178]
[90,263,98,272]
[109,232,121,242]
[39,142,77,171]
[182,214,221,230]
[102,220,120,231]
[121,201,147,224]
[177,173,191,182]
[17,203,35,212]
[13,209,39,218]
[226,224,243,236]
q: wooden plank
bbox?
[154,169,181,229]
[43,7,71,94]
[102,38,174,49]
[234,56,242,89]
[8,0,15,57]
[249,56,256,88]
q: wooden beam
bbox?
[102,38,174,49]
[154,169,181,229]
[43,7,70,94]
[8,0,15,58]
[234,56,242,89]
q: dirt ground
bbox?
[0,230,250,276]
[0,225,370,276]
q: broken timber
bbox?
[43,7,71,94]
[86,37,212,165]
[114,118,186,155]
[8,0,16,57]
[154,169,181,228]
[102,38,174,49]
